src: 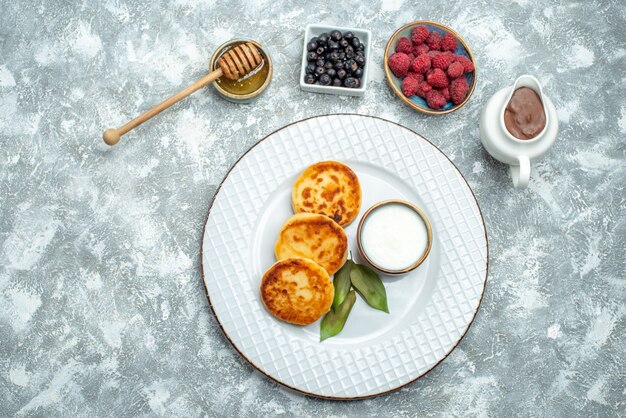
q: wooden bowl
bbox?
[383,21,476,115]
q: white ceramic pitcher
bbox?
[479,75,558,189]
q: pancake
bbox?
[260,257,334,326]
[275,213,348,275]
[292,161,362,227]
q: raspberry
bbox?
[388,52,411,77]
[408,52,416,61]
[441,33,458,51]
[426,89,446,109]
[427,50,440,59]
[426,68,449,88]
[447,61,464,78]
[395,37,413,55]
[411,25,429,45]
[444,51,456,60]
[414,43,429,55]
[401,76,420,97]
[432,53,452,70]
[415,81,432,98]
[439,87,451,101]
[426,31,442,50]
[454,55,475,73]
[411,54,431,73]
[406,71,424,83]
[450,77,469,104]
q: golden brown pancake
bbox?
[260,257,334,326]
[292,161,362,227]
[275,213,348,275]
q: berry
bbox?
[416,81,432,98]
[339,39,349,48]
[317,34,329,45]
[336,69,347,79]
[307,41,318,52]
[427,50,440,59]
[401,76,420,97]
[352,37,361,49]
[332,78,342,87]
[306,63,316,74]
[411,54,431,73]
[426,32,442,50]
[411,25,429,44]
[406,71,424,83]
[330,30,342,41]
[354,68,363,78]
[454,55,475,73]
[388,52,411,77]
[414,43,429,55]
[395,37,413,54]
[344,31,354,41]
[441,33,458,51]
[307,52,317,61]
[440,87,451,101]
[432,53,452,70]
[426,89,446,109]
[344,77,359,88]
[450,77,469,104]
[355,55,365,66]
[447,61,464,78]
[326,68,336,78]
[304,74,316,84]
[319,74,332,86]
[315,66,325,76]
[426,68,449,88]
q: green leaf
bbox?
[332,260,353,311]
[350,263,389,313]
[320,290,356,341]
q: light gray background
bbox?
[1,0,625,416]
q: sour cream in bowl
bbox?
[357,200,432,275]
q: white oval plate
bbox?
[201,114,488,399]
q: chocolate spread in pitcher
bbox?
[504,87,546,140]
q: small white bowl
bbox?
[300,24,372,97]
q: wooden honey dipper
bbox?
[103,42,262,145]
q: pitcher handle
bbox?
[510,156,530,189]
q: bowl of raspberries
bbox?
[384,21,476,114]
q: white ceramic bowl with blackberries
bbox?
[300,24,371,97]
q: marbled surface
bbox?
[1,0,624,416]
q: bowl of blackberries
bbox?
[301,24,371,97]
